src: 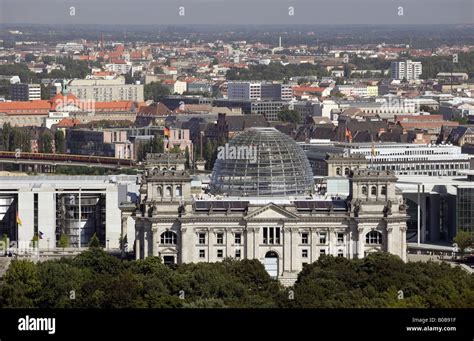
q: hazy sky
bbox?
[0,0,473,25]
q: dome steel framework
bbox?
[210,127,315,197]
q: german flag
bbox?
[345,127,352,143]
[164,127,170,137]
[16,211,22,226]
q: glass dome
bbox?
[210,127,315,197]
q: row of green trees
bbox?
[1,123,31,152]
[0,251,472,308]
[226,63,328,81]
[1,123,66,154]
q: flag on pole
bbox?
[16,211,22,226]
[39,231,44,240]
[345,127,352,143]
[164,127,170,137]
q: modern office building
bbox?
[66,128,134,159]
[391,60,423,80]
[122,128,408,285]
[302,141,470,177]
[10,83,41,101]
[0,175,138,251]
[227,81,292,101]
[250,100,288,121]
[456,183,474,235]
[67,77,144,102]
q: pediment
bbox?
[245,203,299,220]
[158,246,178,254]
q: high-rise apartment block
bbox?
[10,83,41,101]
[391,60,423,80]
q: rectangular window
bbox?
[234,233,241,245]
[235,249,241,259]
[337,233,344,244]
[302,249,308,258]
[319,232,327,244]
[198,233,206,245]
[217,249,223,258]
[199,249,205,258]
[263,227,281,245]
[301,232,309,244]
[216,233,224,245]
[320,249,326,256]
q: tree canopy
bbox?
[0,251,472,309]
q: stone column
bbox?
[254,227,260,260]
[180,226,188,263]
[348,229,353,259]
[282,227,291,272]
[386,226,393,254]
[152,226,158,257]
[357,227,365,259]
[207,227,212,262]
[245,227,254,260]
[328,228,333,256]
[143,230,148,258]
[226,229,232,258]
[135,233,140,260]
[401,225,407,262]
[121,215,128,258]
[311,228,318,263]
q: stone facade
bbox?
[121,160,408,285]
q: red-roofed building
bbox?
[293,86,332,98]
[57,117,81,128]
[0,100,50,115]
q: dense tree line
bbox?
[416,52,474,79]
[0,57,98,84]
[144,82,171,101]
[136,134,164,162]
[285,253,474,308]
[278,109,301,124]
[0,251,472,308]
[1,123,31,152]
[0,249,281,308]
[226,63,328,81]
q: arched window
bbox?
[361,186,367,195]
[336,167,342,175]
[371,186,377,196]
[175,185,182,197]
[381,185,387,196]
[161,231,177,245]
[366,231,382,245]
[165,186,172,197]
[344,167,350,176]
[157,186,163,197]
